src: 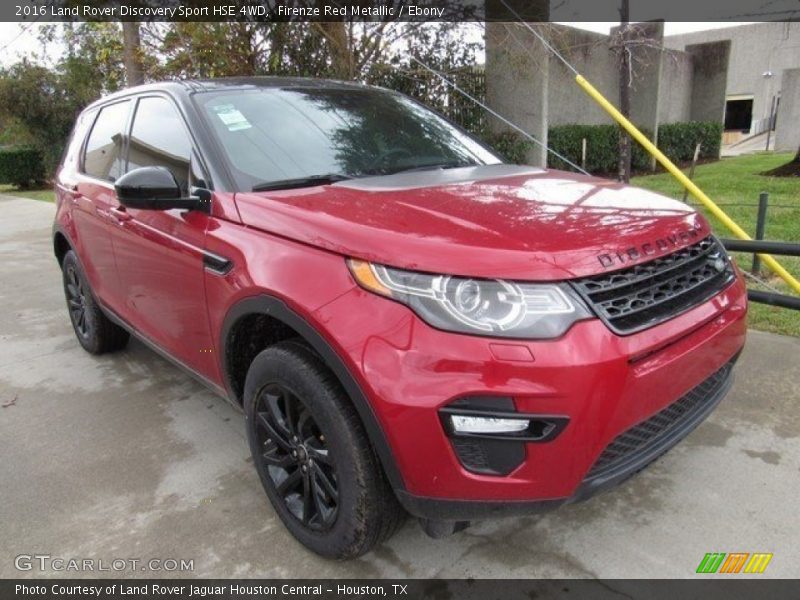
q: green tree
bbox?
[143,21,397,81]
[0,20,485,178]
[0,22,130,175]
[266,22,337,77]
[143,20,480,83]
[145,22,269,79]
[51,22,128,94]
[0,61,85,172]
[366,24,484,133]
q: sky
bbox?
[0,21,757,68]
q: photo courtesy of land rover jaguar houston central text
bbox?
[53,78,747,558]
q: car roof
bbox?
[84,77,381,111]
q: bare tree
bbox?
[122,22,144,87]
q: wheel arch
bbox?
[220,294,406,493]
[53,228,73,266]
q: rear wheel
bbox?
[244,340,405,558]
[62,250,129,354]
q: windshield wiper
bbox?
[390,161,476,175]
[252,173,351,192]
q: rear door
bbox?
[109,94,217,379]
[71,99,132,314]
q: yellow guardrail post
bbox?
[575,74,800,295]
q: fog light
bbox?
[450,415,529,434]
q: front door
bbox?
[109,95,217,379]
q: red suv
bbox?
[54,78,747,558]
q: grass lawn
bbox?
[0,184,55,203]
[632,152,800,337]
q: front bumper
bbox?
[312,273,747,519]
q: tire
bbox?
[244,340,405,559]
[62,250,129,355]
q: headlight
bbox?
[348,259,592,339]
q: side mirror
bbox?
[114,166,210,212]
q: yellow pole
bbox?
[575,74,800,295]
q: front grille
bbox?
[573,236,735,334]
[586,360,734,479]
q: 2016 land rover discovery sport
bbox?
[53,78,747,558]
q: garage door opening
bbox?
[724,98,753,132]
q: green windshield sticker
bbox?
[212,104,252,131]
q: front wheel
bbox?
[244,340,405,558]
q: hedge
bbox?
[657,121,722,162]
[546,124,653,173]
[0,146,45,189]
[481,130,532,165]
[484,121,723,174]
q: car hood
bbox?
[234,164,709,281]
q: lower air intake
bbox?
[586,359,735,480]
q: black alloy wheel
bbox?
[243,340,406,558]
[253,383,339,530]
[65,263,91,339]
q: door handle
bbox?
[109,206,132,223]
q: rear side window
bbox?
[82,100,131,182]
[128,96,192,193]
[61,110,95,170]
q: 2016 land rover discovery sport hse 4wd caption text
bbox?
[54,78,747,559]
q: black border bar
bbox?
[2,579,799,599]
[3,0,800,22]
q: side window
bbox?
[82,101,131,182]
[128,97,192,193]
[61,109,95,170]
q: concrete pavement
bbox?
[0,194,798,578]
[721,131,775,157]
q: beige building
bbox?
[665,22,800,149]
[486,21,800,165]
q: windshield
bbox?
[194,86,501,191]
